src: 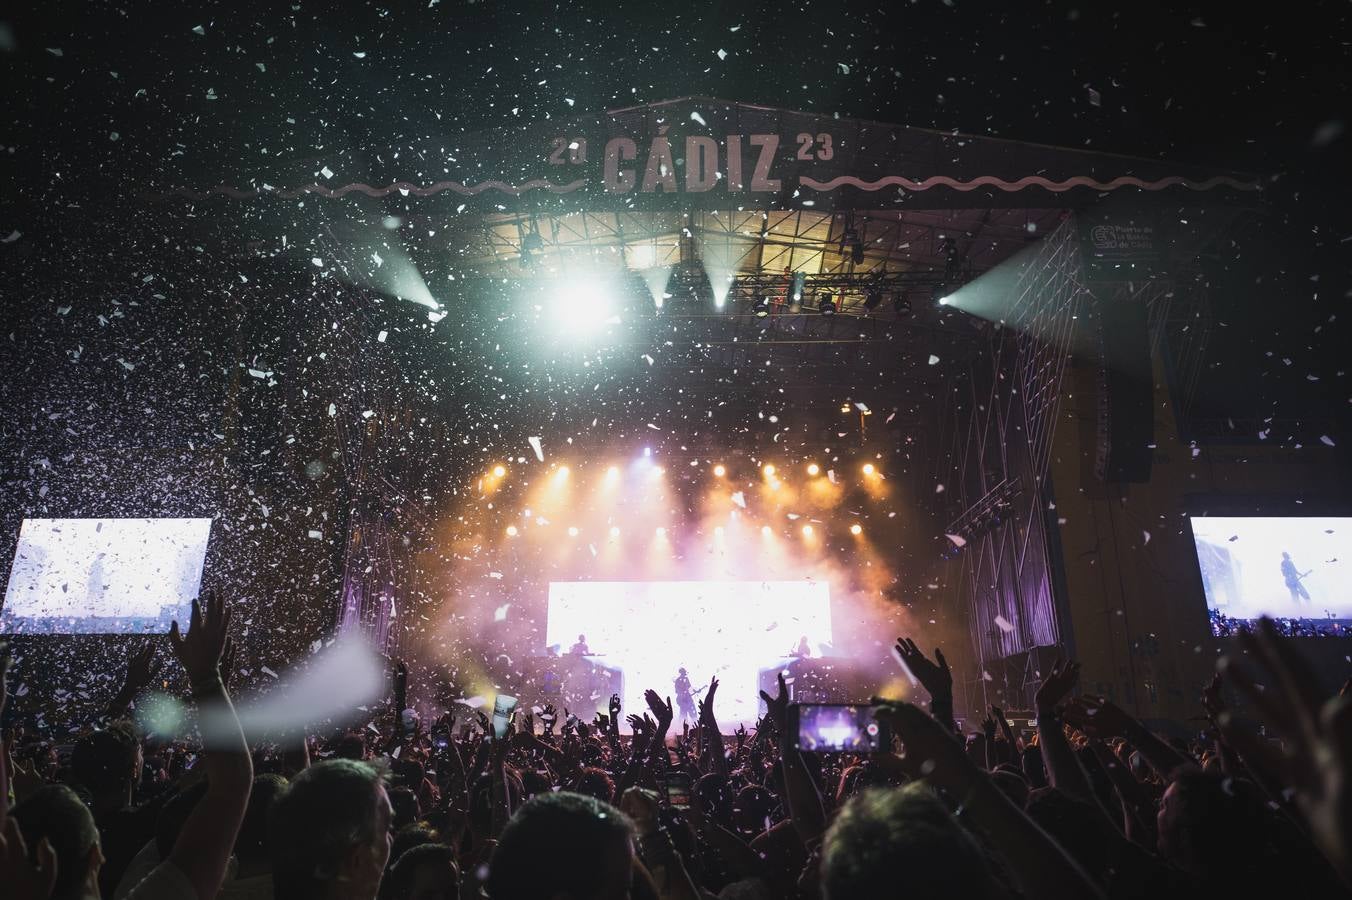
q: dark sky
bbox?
[2,0,1350,432]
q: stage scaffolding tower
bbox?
[936,216,1090,716]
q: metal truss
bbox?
[938,216,1088,713]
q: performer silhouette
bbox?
[569,633,591,655]
[1281,551,1311,604]
[674,667,698,726]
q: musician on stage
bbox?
[674,666,698,726]
[1281,551,1311,604]
[569,633,591,655]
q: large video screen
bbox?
[2,518,213,635]
[1189,516,1352,633]
[546,580,832,729]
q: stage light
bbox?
[714,526,725,538]
[807,463,820,476]
[802,524,815,537]
[761,525,773,536]
[790,271,807,303]
[863,287,883,311]
[568,526,580,537]
[753,295,771,318]
[850,523,863,536]
[506,525,519,537]
[555,466,571,481]
[609,526,621,539]
[763,464,777,477]
[493,465,507,478]
[713,464,726,477]
[938,295,952,306]
[818,294,837,316]
[655,526,666,538]
[894,294,912,316]
[863,463,876,476]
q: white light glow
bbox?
[546,581,832,728]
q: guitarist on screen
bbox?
[1281,551,1312,604]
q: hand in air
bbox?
[1033,657,1080,716]
[169,591,232,684]
[645,689,673,730]
[609,693,622,719]
[893,638,952,697]
[758,670,790,734]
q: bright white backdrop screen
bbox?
[1189,516,1352,620]
[2,518,213,634]
[546,580,832,729]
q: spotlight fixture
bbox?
[506,525,519,537]
[655,526,666,537]
[807,463,820,476]
[818,294,837,316]
[753,295,771,318]
[790,271,807,304]
[842,226,865,264]
[850,523,863,536]
[802,525,815,537]
[862,287,883,311]
[713,464,726,477]
[894,294,912,316]
[763,464,777,477]
[609,526,621,538]
[761,525,773,536]
[863,463,876,475]
[568,526,579,537]
[714,526,725,537]
[492,465,507,477]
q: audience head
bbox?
[270,758,393,900]
[486,791,634,900]
[71,721,141,808]
[822,784,995,900]
[1157,768,1268,880]
[572,766,616,805]
[237,773,289,865]
[381,843,458,900]
[11,784,103,900]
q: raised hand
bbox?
[645,689,673,730]
[540,703,557,734]
[626,713,651,737]
[0,816,58,900]
[893,638,952,698]
[1200,672,1225,721]
[735,723,748,749]
[1061,695,1130,740]
[1221,617,1352,882]
[609,693,622,720]
[872,700,972,789]
[981,713,997,740]
[700,675,720,721]
[1034,658,1081,716]
[124,642,162,694]
[169,591,231,685]
[758,670,790,734]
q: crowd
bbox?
[2,592,1350,900]
[1208,607,1350,638]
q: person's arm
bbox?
[1062,695,1190,779]
[760,672,827,844]
[1086,739,1154,845]
[1221,618,1352,885]
[893,638,956,733]
[992,705,1023,755]
[1032,658,1096,803]
[153,591,254,900]
[698,677,729,776]
[621,788,702,900]
[488,735,512,839]
[875,701,1106,900]
[643,690,674,774]
[103,643,162,721]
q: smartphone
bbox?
[491,694,518,739]
[665,771,692,808]
[789,703,890,753]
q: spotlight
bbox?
[568,526,579,537]
[713,464,726,477]
[555,466,570,481]
[789,271,806,313]
[862,288,883,312]
[761,525,773,536]
[894,294,912,316]
[850,523,863,536]
[506,525,519,537]
[609,526,620,538]
[753,295,771,318]
[655,526,666,538]
[818,294,837,316]
[493,465,507,477]
[863,463,876,476]
[763,464,777,477]
[714,526,725,538]
[802,525,815,537]
[807,463,820,476]
[938,295,951,306]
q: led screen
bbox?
[1189,516,1352,632]
[2,518,213,634]
[545,580,831,729]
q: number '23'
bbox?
[796,133,834,161]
